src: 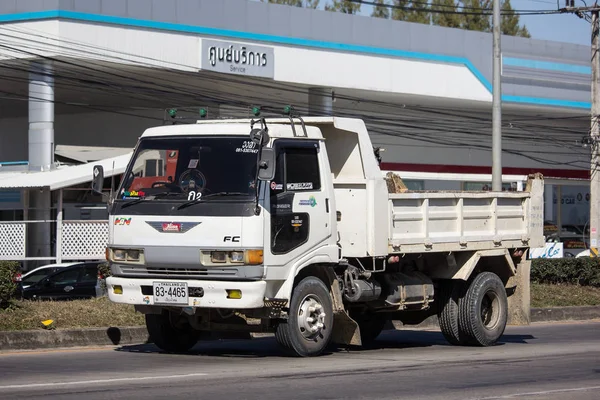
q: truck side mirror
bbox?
[257,148,276,181]
[92,165,104,195]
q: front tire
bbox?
[275,276,334,357]
[458,272,508,346]
[145,312,199,353]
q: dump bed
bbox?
[386,176,545,254]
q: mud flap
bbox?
[332,310,362,346]
[328,276,362,346]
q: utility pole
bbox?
[591,7,600,256]
[491,0,502,191]
[560,2,600,257]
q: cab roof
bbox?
[140,116,351,140]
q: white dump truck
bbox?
[92,113,544,357]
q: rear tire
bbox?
[437,279,467,345]
[275,276,334,357]
[458,272,508,346]
[145,312,199,353]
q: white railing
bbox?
[0,222,26,259]
[0,219,108,261]
[61,220,109,260]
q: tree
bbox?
[260,0,319,7]
[405,1,430,24]
[460,0,491,32]
[262,0,303,6]
[325,0,361,13]
[501,0,530,37]
[431,0,462,28]
[372,0,390,19]
[391,0,410,21]
[391,1,430,25]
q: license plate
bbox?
[152,282,188,305]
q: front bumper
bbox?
[106,276,267,309]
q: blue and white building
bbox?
[0,0,592,264]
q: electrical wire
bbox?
[348,0,565,15]
[0,24,590,169]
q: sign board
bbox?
[530,242,564,259]
[200,39,274,79]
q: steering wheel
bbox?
[179,169,207,193]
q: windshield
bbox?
[113,136,259,216]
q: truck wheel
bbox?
[145,312,199,353]
[350,311,386,346]
[458,272,508,346]
[437,279,467,345]
[275,276,334,357]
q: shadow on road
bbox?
[112,327,536,358]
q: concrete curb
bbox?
[0,326,150,352]
[530,306,600,323]
[0,306,599,352]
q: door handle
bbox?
[325,198,329,213]
[64,286,74,292]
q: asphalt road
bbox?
[0,321,599,400]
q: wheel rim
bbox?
[480,289,501,330]
[297,294,326,340]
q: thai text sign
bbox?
[201,39,274,79]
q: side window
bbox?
[49,268,80,285]
[270,145,321,196]
[285,147,321,192]
[79,266,98,284]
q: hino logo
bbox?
[146,221,201,233]
[162,223,181,232]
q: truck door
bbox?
[264,139,333,269]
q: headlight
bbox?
[203,249,263,265]
[109,248,145,264]
[229,251,244,263]
[211,251,227,263]
[113,249,127,261]
[127,250,141,261]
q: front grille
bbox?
[120,265,239,279]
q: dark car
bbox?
[19,262,104,301]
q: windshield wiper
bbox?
[120,191,181,208]
[176,192,248,210]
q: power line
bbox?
[0,24,589,168]
[349,0,563,15]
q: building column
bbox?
[544,184,554,222]
[29,61,54,172]
[308,87,333,116]
[27,61,54,265]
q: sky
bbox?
[253,0,591,46]
[355,0,590,46]
[508,0,589,46]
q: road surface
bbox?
[0,321,598,399]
